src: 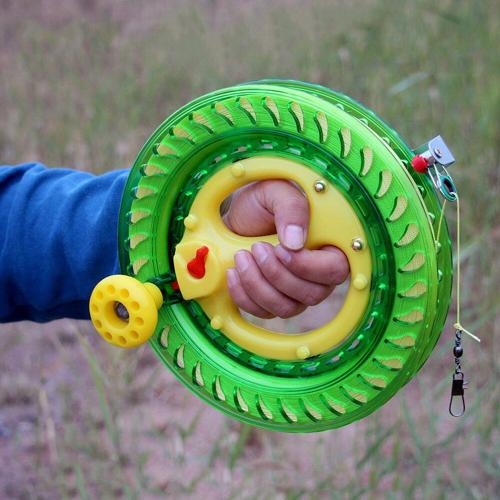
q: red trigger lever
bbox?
[187,246,209,279]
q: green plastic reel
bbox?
[94,81,453,432]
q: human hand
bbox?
[223,180,349,319]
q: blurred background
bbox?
[0,0,498,498]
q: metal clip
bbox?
[428,164,458,201]
[449,372,466,417]
[413,135,457,201]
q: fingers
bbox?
[251,242,333,306]
[275,245,350,286]
[226,243,347,319]
[227,250,306,319]
[260,180,310,250]
[223,182,276,237]
[226,269,274,319]
[223,180,310,250]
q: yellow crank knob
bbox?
[89,275,163,348]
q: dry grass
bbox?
[0,0,499,498]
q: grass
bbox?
[0,0,498,498]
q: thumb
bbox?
[260,180,310,250]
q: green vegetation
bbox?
[0,0,498,498]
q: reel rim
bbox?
[117,81,453,431]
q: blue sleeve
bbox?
[0,163,128,322]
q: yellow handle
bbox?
[173,156,372,360]
[89,275,162,348]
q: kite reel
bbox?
[89,81,461,432]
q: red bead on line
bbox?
[411,155,429,174]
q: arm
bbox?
[0,163,348,324]
[0,163,128,322]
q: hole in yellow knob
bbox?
[114,301,130,322]
[89,275,163,348]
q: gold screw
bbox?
[314,180,326,193]
[351,238,364,251]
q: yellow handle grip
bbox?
[173,156,372,360]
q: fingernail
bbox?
[226,268,239,287]
[275,244,292,264]
[252,243,269,264]
[283,224,304,250]
[235,251,250,272]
